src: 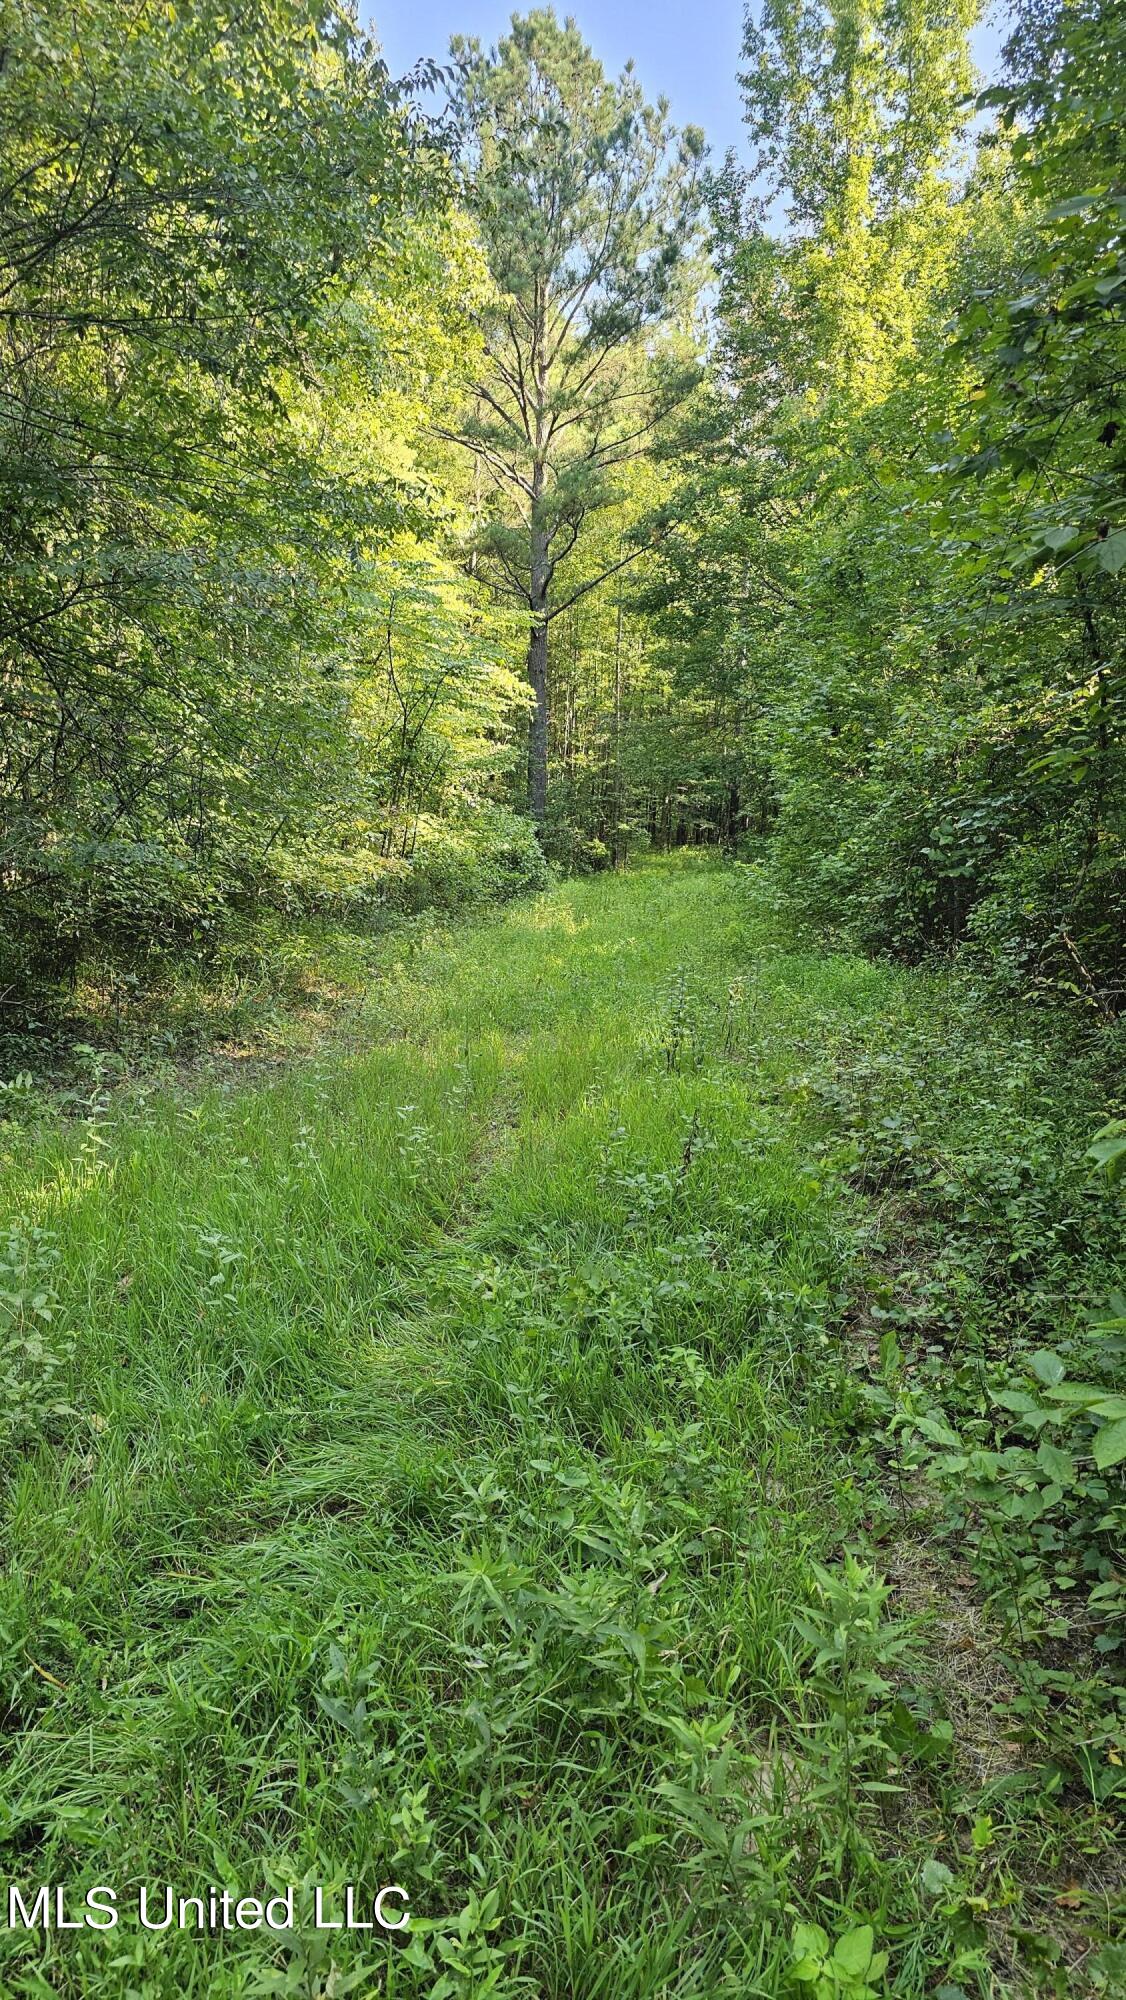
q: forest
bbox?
[0,0,1124,1994]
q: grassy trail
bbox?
[0,861,1111,1997]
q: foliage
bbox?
[769,882,1126,1841]
[0,1222,73,1447]
[787,1919,889,1998]
[0,0,534,1016]
[649,0,1126,1015]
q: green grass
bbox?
[0,857,1122,1998]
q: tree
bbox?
[447,9,704,828]
[654,0,1126,1009]
[740,0,979,399]
[0,0,540,1001]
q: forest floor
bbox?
[1,857,1122,1999]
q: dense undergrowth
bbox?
[1,858,1122,1999]
[0,808,549,1093]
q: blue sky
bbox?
[371,1,1009,167]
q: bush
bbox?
[0,837,229,1000]
[769,683,1126,1022]
[967,827,1126,1016]
[373,806,549,916]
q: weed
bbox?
[0,1222,74,1444]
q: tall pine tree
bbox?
[447,9,703,827]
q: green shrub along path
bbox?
[1,858,1122,1999]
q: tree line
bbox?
[2,0,1123,1022]
[658,0,1126,1016]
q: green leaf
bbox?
[1088,1120,1126,1177]
[921,1857,956,1895]
[1029,1349,1065,1387]
[832,1926,875,1978]
[1036,1440,1075,1484]
[1096,531,1126,574]
[994,1389,1050,1422]
[1093,1417,1126,1471]
[791,1922,829,1967]
[1042,193,1101,218]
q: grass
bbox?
[0,856,1122,1998]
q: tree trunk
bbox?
[726,781,740,851]
[611,579,625,867]
[524,292,551,831]
[526,513,550,827]
[526,614,549,828]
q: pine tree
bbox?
[447,9,703,827]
